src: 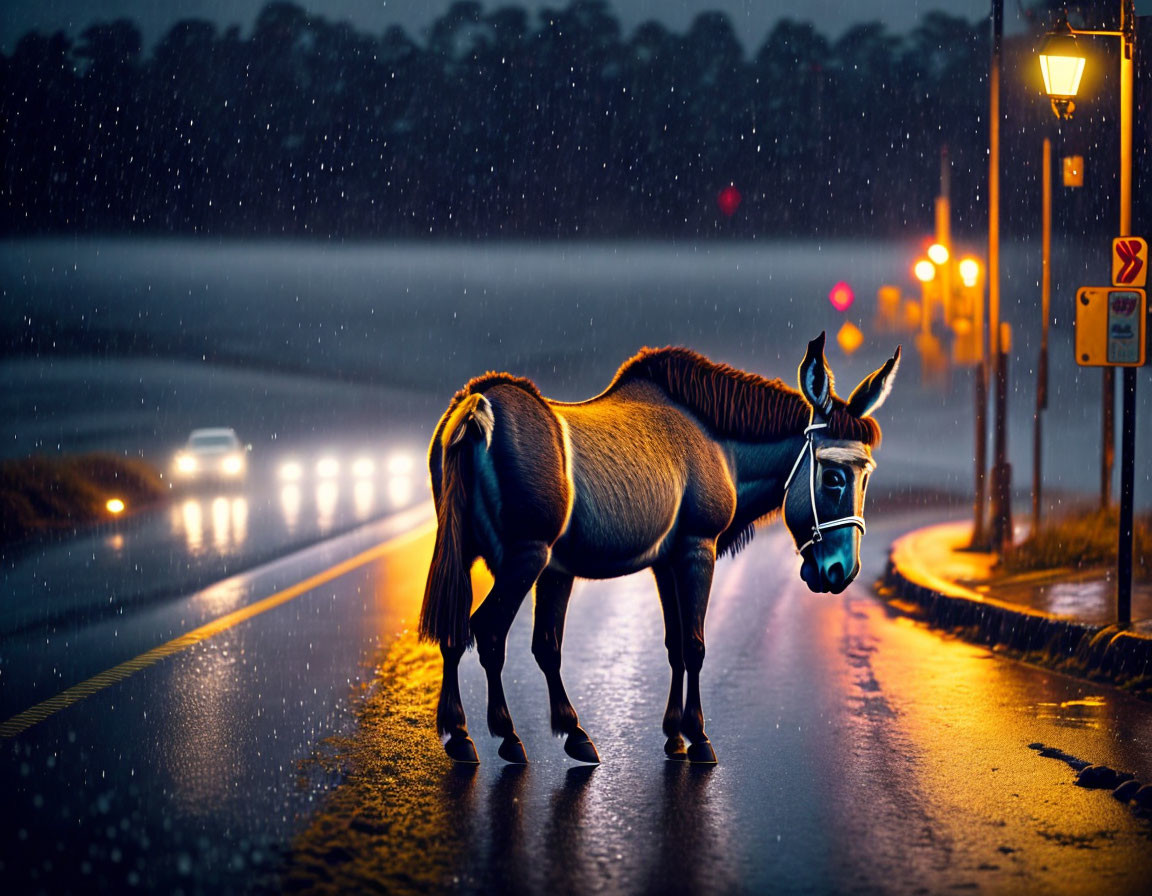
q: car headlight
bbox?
[351,457,375,478]
[175,453,198,474]
[316,457,340,479]
[279,460,303,482]
[221,453,245,475]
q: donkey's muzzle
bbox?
[800,555,858,594]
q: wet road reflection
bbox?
[284,512,1152,894]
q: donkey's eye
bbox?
[821,468,846,490]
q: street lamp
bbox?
[1037,16,1085,119]
[1037,2,1138,626]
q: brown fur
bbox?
[598,346,881,447]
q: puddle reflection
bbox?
[542,766,597,893]
[1035,695,1109,729]
[161,636,244,816]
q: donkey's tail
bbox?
[418,392,494,648]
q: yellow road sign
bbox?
[1075,287,1146,367]
[1112,237,1147,287]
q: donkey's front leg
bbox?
[652,563,687,760]
[673,536,718,764]
[532,569,599,763]
[471,540,551,763]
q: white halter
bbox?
[782,422,868,555]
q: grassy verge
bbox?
[1003,508,1152,581]
[0,453,166,545]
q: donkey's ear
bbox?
[797,332,834,420]
[847,345,901,419]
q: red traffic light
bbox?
[828,281,855,312]
[717,185,741,217]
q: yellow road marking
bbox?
[0,520,437,740]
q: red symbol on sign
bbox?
[1116,240,1144,284]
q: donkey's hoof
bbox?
[444,734,479,764]
[687,740,718,765]
[498,736,529,764]
[664,736,688,761]
[564,728,600,764]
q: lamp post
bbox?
[1037,1,1137,626]
[987,0,1012,554]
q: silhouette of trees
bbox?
[2,0,1142,238]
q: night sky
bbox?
[1,0,1028,53]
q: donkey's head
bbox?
[783,333,900,594]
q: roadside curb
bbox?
[878,522,1152,696]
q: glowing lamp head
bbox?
[914,259,936,283]
[927,243,949,265]
[828,281,855,312]
[959,257,981,288]
[106,498,125,515]
[1038,29,1085,98]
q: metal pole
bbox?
[1103,370,1115,507]
[1034,138,1051,530]
[988,0,1011,551]
[993,324,1013,553]
[973,361,988,545]
[1116,0,1135,626]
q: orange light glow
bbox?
[927,243,949,265]
[106,498,125,514]
[959,258,981,288]
[914,259,936,283]
[837,320,864,355]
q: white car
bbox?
[173,428,250,481]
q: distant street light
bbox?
[959,258,980,288]
[913,259,935,283]
[927,243,949,266]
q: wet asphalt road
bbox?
[4,505,1152,894]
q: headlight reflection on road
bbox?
[388,474,414,508]
[181,499,204,554]
[354,479,375,520]
[316,480,339,531]
[173,496,249,555]
[280,483,302,533]
[211,497,231,552]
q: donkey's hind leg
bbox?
[471,540,551,764]
[673,536,719,764]
[438,643,478,763]
[532,569,599,764]
[652,563,687,760]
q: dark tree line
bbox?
[1,1,1148,239]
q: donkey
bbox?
[419,333,899,766]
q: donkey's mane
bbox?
[606,347,881,446]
